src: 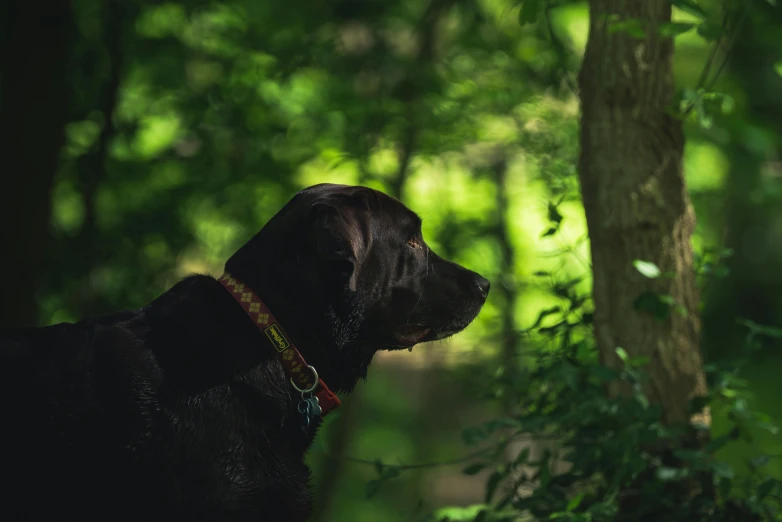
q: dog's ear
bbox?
[310,193,372,291]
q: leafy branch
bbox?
[681,0,751,117]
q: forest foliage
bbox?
[3,0,782,519]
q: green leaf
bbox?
[706,432,732,452]
[672,449,704,462]
[737,318,782,338]
[516,447,531,465]
[462,463,486,475]
[670,0,707,19]
[461,418,518,447]
[518,0,541,25]
[751,455,771,470]
[547,201,563,224]
[434,505,488,521]
[615,347,629,363]
[462,426,488,446]
[567,492,586,511]
[712,461,734,479]
[485,470,504,502]
[541,226,558,238]
[634,291,672,321]
[656,466,688,481]
[757,479,777,499]
[608,19,646,39]
[659,22,696,37]
[633,260,661,278]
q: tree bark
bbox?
[577,0,708,426]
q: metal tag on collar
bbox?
[291,366,322,433]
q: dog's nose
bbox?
[475,275,490,299]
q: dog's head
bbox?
[225,183,489,388]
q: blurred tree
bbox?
[702,2,782,359]
[577,0,708,427]
[490,152,521,412]
[6,0,778,518]
[0,0,72,328]
[68,0,128,317]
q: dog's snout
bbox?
[475,275,490,299]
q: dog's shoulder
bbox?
[0,320,83,360]
[0,308,150,396]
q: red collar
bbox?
[218,273,341,418]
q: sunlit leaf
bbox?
[608,18,646,39]
[656,467,688,481]
[434,505,488,521]
[633,260,661,278]
[659,22,696,37]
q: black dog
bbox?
[0,184,489,521]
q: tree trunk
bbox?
[0,0,72,328]
[577,0,708,427]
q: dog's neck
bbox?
[224,243,376,395]
[217,272,340,416]
[145,275,329,445]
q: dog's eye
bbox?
[407,238,422,250]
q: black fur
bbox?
[0,184,489,521]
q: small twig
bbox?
[683,3,750,117]
[693,12,728,91]
[556,228,592,271]
[703,5,748,95]
[703,6,747,93]
[317,434,541,471]
[318,444,494,471]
